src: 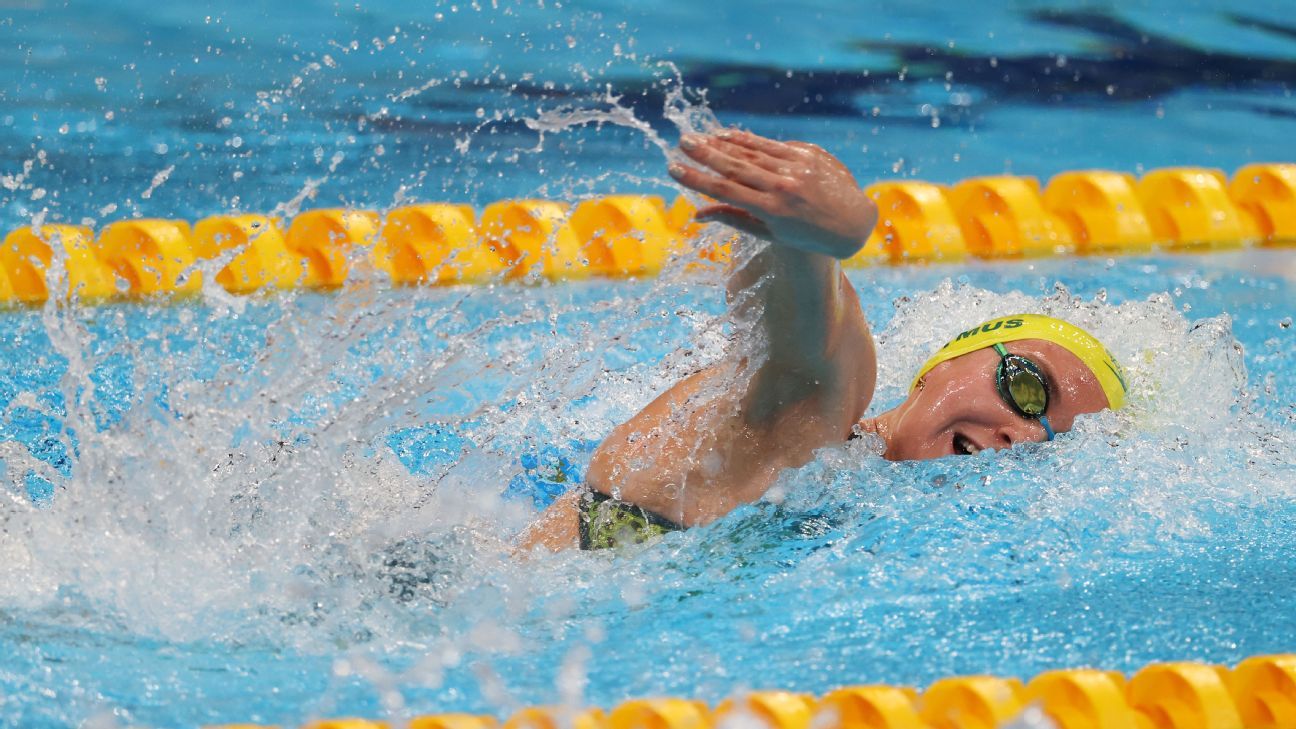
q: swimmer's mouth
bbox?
[953,432,981,456]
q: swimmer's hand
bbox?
[669,130,878,259]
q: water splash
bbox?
[2,28,1295,727]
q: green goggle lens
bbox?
[993,346,1050,418]
[1002,363,1048,416]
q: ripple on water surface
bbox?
[0,249,1294,727]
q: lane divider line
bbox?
[3,163,1293,305]
[205,654,1296,729]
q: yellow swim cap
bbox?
[910,313,1128,409]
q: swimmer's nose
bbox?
[995,419,1043,448]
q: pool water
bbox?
[2,251,1293,727]
[2,1,1296,728]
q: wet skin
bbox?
[862,338,1111,461]
[517,129,1113,552]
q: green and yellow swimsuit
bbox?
[577,490,684,550]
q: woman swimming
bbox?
[519,130,1126,551]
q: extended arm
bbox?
[517,131,878,551]
[667,130,879,438]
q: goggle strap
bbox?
[992,343,1009,357]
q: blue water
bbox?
[3,0,1296,228]
[2,1,1296,728]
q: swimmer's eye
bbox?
[992,344,1055,440]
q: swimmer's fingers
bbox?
[668,161,779,213]
[719,133,858,183]
[709,136,798,176]
[715,129,803,162]
[679,134,790,192]
[695,204,773,239]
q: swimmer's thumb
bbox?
[696,205,772,240]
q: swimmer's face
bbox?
[869,339,1111,461]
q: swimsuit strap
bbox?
[578,489,684,550]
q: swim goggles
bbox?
[993,343,1055,441]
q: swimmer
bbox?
[518,130,1127,552]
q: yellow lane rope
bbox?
[207,653,1296,729]
[2,164,1293,305]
